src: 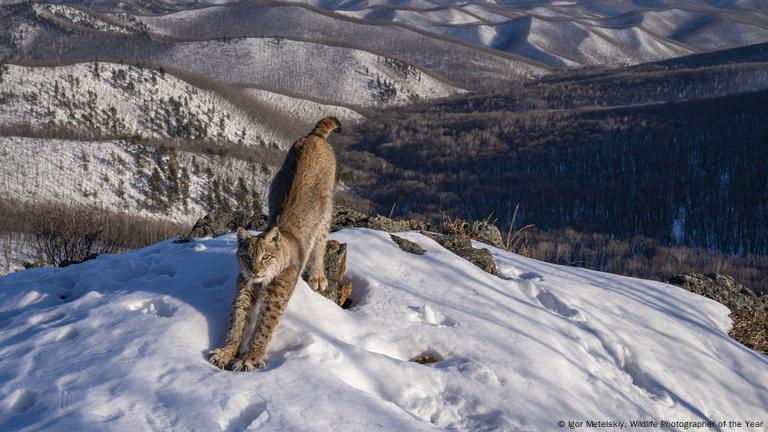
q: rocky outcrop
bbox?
[668,273,763,312]
[175,210,268,242]
[390,234,426,255]
[332,205,429,232]
[420,231,496,275]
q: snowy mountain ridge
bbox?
[0,228,766,431]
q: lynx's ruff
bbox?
[209,117,341,371]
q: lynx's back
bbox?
[268,117,340,247]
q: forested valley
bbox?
[338,44,768,292]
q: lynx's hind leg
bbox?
[307,220,330,292]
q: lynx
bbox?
[208,117,341,371]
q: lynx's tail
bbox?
[310,117,342,139]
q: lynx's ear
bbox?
[237,227,252,242]
[264,226,281,244]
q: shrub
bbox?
[31,203,119,266]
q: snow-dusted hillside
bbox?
[0,61,359,242]
[0,136,271,223]
[1,229,766,431]
[0,63,291,149]
[268,0,768,67]
[132,2,546,87]
[31,4,146,35]
[241,88,363,126]
[137,38,463,107]
[8,0,767,96]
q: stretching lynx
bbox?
[208,117,341,371]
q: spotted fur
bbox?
[209,117,340,371]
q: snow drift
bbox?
[0,229,766,431]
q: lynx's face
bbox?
[237,227,285,284]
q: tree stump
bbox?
[303,240,352,307]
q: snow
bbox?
[1,228,766,431]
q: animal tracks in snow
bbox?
[517,279,583,321]
[217,394,269,432]
[128,297,178,318]
[5,389,38,414]
[535,289,580,319]
[510,275,674,405]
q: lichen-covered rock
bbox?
[304,240,352,307]
[420,231,496,275]
[470,221,504,249]
[390,234,426,255]
[439,216,504,249]
[175,210,268,242]
[332,205,429,232]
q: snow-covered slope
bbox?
[1,229,766,431]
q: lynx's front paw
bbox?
[227,358,266,372]
[208,347,235,369]
[308,274,328,292]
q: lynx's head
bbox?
[236,227,285,284]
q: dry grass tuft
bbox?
[504,203,534,256]
[439,211,472,238]
[729,307,768,355]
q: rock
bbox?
[175,210,268,242]
[420,231,497,275]
[332,205,429,232]
[670,273,768,355]
[668,273,762,312]
[410,352,442,365]
[304,240,353,307]
[439,217,505,249]
[470,221,504,249]
[390,234,426,255]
